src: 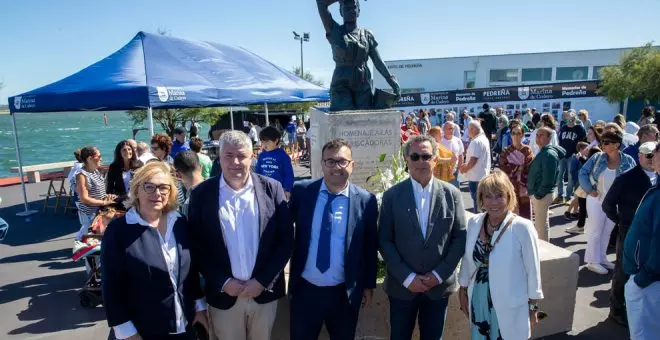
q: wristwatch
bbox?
[528,302,539,312]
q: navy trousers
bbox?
[290,279,360,340]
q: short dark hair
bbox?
[189,137,204,153]
[601,130,623,144]
[577,141,588,151]
[259,126,282,143]
[174,126,186,135]
[173,151,200,176]
[322,139,351,156]
[151,133,173,155]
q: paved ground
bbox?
[0,164,629,339]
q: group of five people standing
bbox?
[101,130,543,340]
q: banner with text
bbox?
[395,81,601,107]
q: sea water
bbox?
[0,111,209,178]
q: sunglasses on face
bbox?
[409,153,433,162]
[91,154,102,159]
[644,153,655,160]
[601,140,618,146]
[323,158,352,168]
[143,183,171,195]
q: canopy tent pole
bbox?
[230,107,234,130]
[147,107,155,136]
[10,113,38,217]
[264,103,270,126]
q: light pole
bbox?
[293,31,310,75]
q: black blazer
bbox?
[101,212,203,336]
[106,164,128,196]
[187,173,294,310]
[288,179,379,307]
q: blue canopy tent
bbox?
[7,31,329,215]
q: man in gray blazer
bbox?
[379,134,467,340]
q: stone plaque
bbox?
[310,108,401,189]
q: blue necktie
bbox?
[316,192,338,273]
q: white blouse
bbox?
[112,208,206,339]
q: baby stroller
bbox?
[72,207,125,308]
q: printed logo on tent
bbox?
[518,87,530,100]
[420,93,430,105]
[12,96,36,110]
[156,87,170,102]
[156,86,187,102]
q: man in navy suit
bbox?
[188,130,294,340]
[288,139,379,340]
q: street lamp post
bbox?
[292,31,310,75]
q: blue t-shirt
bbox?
[286,122,297,136]
[256,148,294,192]
[170,140,191,158]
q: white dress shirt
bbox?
[113,208,206,339]
[302,181,349,286]
[218,174,260,284]
[403,178,442,288]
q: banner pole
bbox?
[10,112,38,217]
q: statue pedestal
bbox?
[309,108,401,189]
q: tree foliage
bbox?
[249,67,325,113]
[598,43,660,103]
[127,107,227,137]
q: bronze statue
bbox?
[317,0,401,111]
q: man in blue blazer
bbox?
[288,139,379,340]
[188,131,294,340]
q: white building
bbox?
[373,46,658,122]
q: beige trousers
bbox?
[531,193,553,241]
[209,298,278,340]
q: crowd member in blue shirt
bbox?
[256,126,295,198]
[170,126,191,159]
[286,116,298,145]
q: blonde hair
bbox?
[477,169,518,212]
[126,161,179,213]
[578,109,589,120]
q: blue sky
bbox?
[1,0,659,104]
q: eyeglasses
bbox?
[323,158,352,168]
[601,140,618,146]
[644,153,655,160]
[143,183,171,195]
[409,153,434,162]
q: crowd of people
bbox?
[399,103,659,339]
[63,103,659,340]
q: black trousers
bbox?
[610,224,630,315]
[577,197,587,228]
[290,279,360,340]
[389,294,449,340]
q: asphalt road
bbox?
[0,167,629,339]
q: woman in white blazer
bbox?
[458,170,544,340]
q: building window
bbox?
[464,71,476,88]
[521,68,552,81]
[556,66,588,81]
[489,69,518,82]
[592,66,608,80]
[401,88,425,94]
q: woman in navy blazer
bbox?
[102,162,208,340]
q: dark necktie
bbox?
[316,192,338,273]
